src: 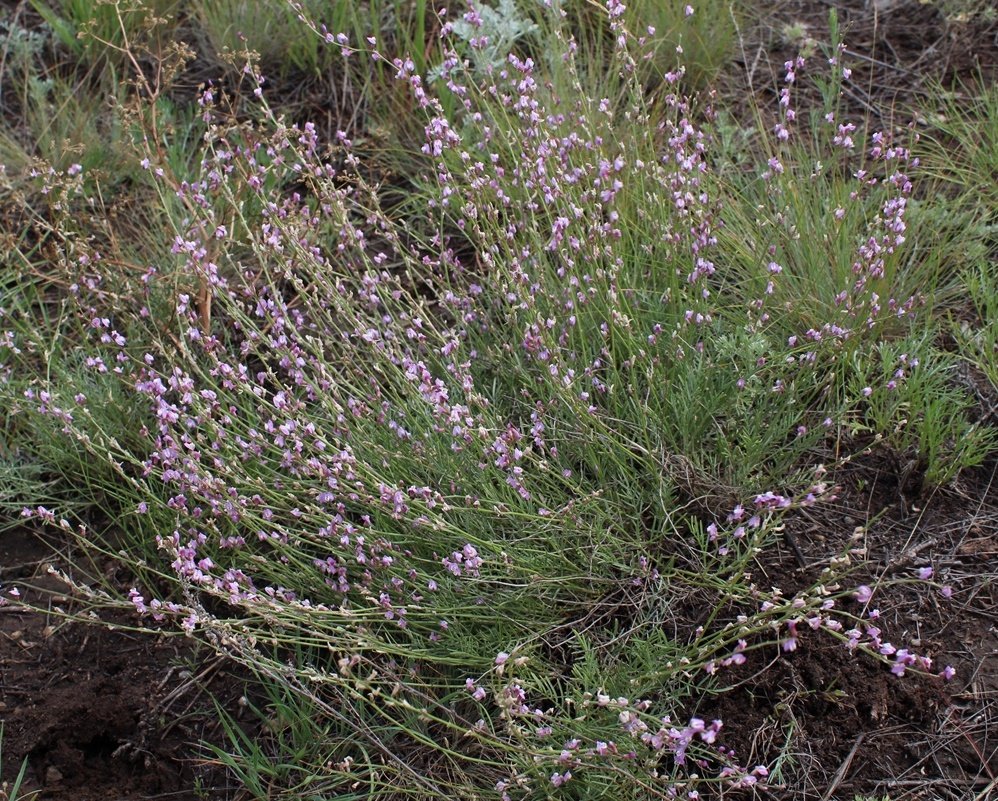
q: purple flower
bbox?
[128,588,148,614]
[550,770,571,787]
[855,585,873,603]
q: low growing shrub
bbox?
[0,1,977,797]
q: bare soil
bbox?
[708,453,998,799]
[0,530,239,800]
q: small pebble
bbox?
[45,766,63,785]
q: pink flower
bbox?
[855,585,873,603]
[551,770,571,787]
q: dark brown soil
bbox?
[704,452,998,799]
[737,0,998,121]
[0,530,238,800]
